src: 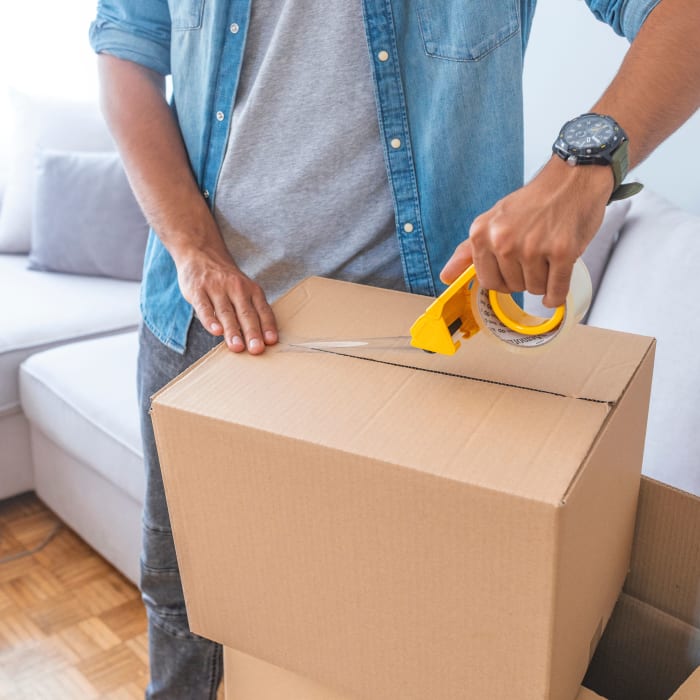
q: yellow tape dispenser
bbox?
[410,260,592,355]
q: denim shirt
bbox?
[90,0,659,353]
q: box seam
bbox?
[288,344,615,405]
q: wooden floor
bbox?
[0,492,224,699]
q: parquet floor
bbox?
[0,492,225,699]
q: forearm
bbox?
[97,53,277,353]
[592,0,700,167]
[97,54,229,267]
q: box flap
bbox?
[624,477,700,628]
[153,278,652,505]
[585,593,700,700]
[155,343,607,506]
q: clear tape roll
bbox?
[470,258,592,352]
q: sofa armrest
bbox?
[587,189,700,496]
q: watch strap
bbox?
[608,181,644,204]
[610,138,630,189]
[607,136,643,204]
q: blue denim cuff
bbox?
[586,0,662,41]
[620,0,662,40]
[89,19,171,76]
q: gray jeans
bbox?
[137,320,223,699]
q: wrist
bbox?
[155,200,230,267]
[538,155,615,204]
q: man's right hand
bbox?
[174,242,278,355]
[97,54,277,355]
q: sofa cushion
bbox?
[29,151,148,281]
[0,254,140,412]
[20,332,144,504]
[587,189,700,496]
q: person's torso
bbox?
[143,0,533,351]
[212,0,405,304]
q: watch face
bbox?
[561,114,620,156]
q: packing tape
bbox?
[470,258,592,352]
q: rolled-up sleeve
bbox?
[585,0,662,40]
[89,0,172,75]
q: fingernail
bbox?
[230,335,243,347]
[264,330,277,343]
[211,322,222,332]
[249,338,262,351]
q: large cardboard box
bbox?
[151,277,655,700]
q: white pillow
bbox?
[0,90,115,253]
[587,189,700,497]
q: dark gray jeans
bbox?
[137,320,223,699]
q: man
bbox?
[90,0,699,697]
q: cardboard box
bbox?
[151,277,655,700]
[577,689,608,700]
[222,647,609,700]
[584,480,700,700]
[670,667,700,699]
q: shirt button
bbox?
[230,23,240,34]
[203,189,210,199]
[216,111,225,121]
[403,222,415,234]
[378,50,390,62]
[390,138,401,149]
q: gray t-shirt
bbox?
[213,0,405,303]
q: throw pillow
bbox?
[0,90,115,253]
[523,197,631,320]
[29,150,149,281]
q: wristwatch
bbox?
[552,113,643,204]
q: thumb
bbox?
[440,238,473,285]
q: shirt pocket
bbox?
[417,0,520,61]
[168,0,205,30]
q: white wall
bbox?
[0,2,99,183]
[523,0,700,214]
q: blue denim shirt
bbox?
[90,0,659,353]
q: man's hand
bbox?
[440,156,614,308]
[173,241,278,355]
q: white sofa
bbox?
[2,187,699,586]
[0,255,141,579]
[0,254,140,497]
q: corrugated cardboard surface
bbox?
[585,480,700,700]
[670,667,700,699]
[223,647,609,700]
[152,277,654,700]
[625,480,700,629]
[577,689,608,700]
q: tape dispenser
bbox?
[410,260,592,355]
